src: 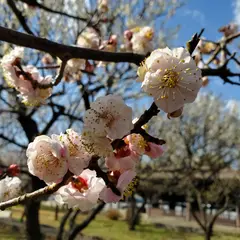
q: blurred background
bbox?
[0,0,240,240]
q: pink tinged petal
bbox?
[68,153,91,176]
[118,154,138,171]
[99,187,122,203]
[126,134,147,155]
[105,156,121,171]
[145,142,164,159]
[56,170,105,211]
[26,135,68,183]
[105,154,138,172]
[116,170,136,192]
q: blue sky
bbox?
[166,0,240,101]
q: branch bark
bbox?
[7,0,35,35]
[57,209,73,240]
[0,26,144,65]
[68,202,105,240]
[0,171,73,210]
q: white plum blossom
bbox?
[41,53,54,65]
[19,66,53,106]
[98,0,108,13]
[0,176,22,202]
[27,135,68,183]
[83,95,133,140]
[1,47,24,88]
[218,23,238,38]
[77,28,100,49]
[81,132,113,157]
[27,130,92,184]
[63,58,85,82]
[1,47,53,106]
[131,26,154,54]
[121,27,154,54]
[55,169,105,211]
[138,47,202,113]
[60,129,92,176]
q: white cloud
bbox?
[182,9,206,26]
[233,0,240,25]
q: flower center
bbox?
[115,146,131,158]
[145,30,153,40]
[161,69,179,88]
[71,176,88,192]
[130,134,148,152]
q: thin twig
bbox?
[0,171,73,210]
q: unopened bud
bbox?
[7,164,20,176]
[167,107,183,119]
[202,76,209,87]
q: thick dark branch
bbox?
[69,209,80,229]
[209,196,229,229]
[7,0,34,35]
[57,209,73,240]
[68,202,105,240]
[192,210,206,232]
[202,67,240,78]
[133,103,159,130]
[202,68,240,86]
[0,26,144,65]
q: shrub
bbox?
[106,209,122,220]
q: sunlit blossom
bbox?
[0,176,22,202]
[55,169,105,211]
[139,47,202,113]
[83,95,133,140]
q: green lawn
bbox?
[1,206,239,240]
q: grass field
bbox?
[0,206,240,240]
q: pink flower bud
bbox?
[124,30,133,41]
[7,164,20,176]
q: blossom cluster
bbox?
[25,94,164,211]
[0,24,155,105]
[121,26,154,54]
[1,47,53,106]
[59,26,154,79]
[0,23,203,210]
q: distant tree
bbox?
[147,94,240,240]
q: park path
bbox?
[149,215,240,235]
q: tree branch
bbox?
[18,0,89,22]
[0,171,73,210]
[68,202,105,240]
[7,0,35,35]
[57,209,73,240]
[0,26,145,65]
[191,210,206,232]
